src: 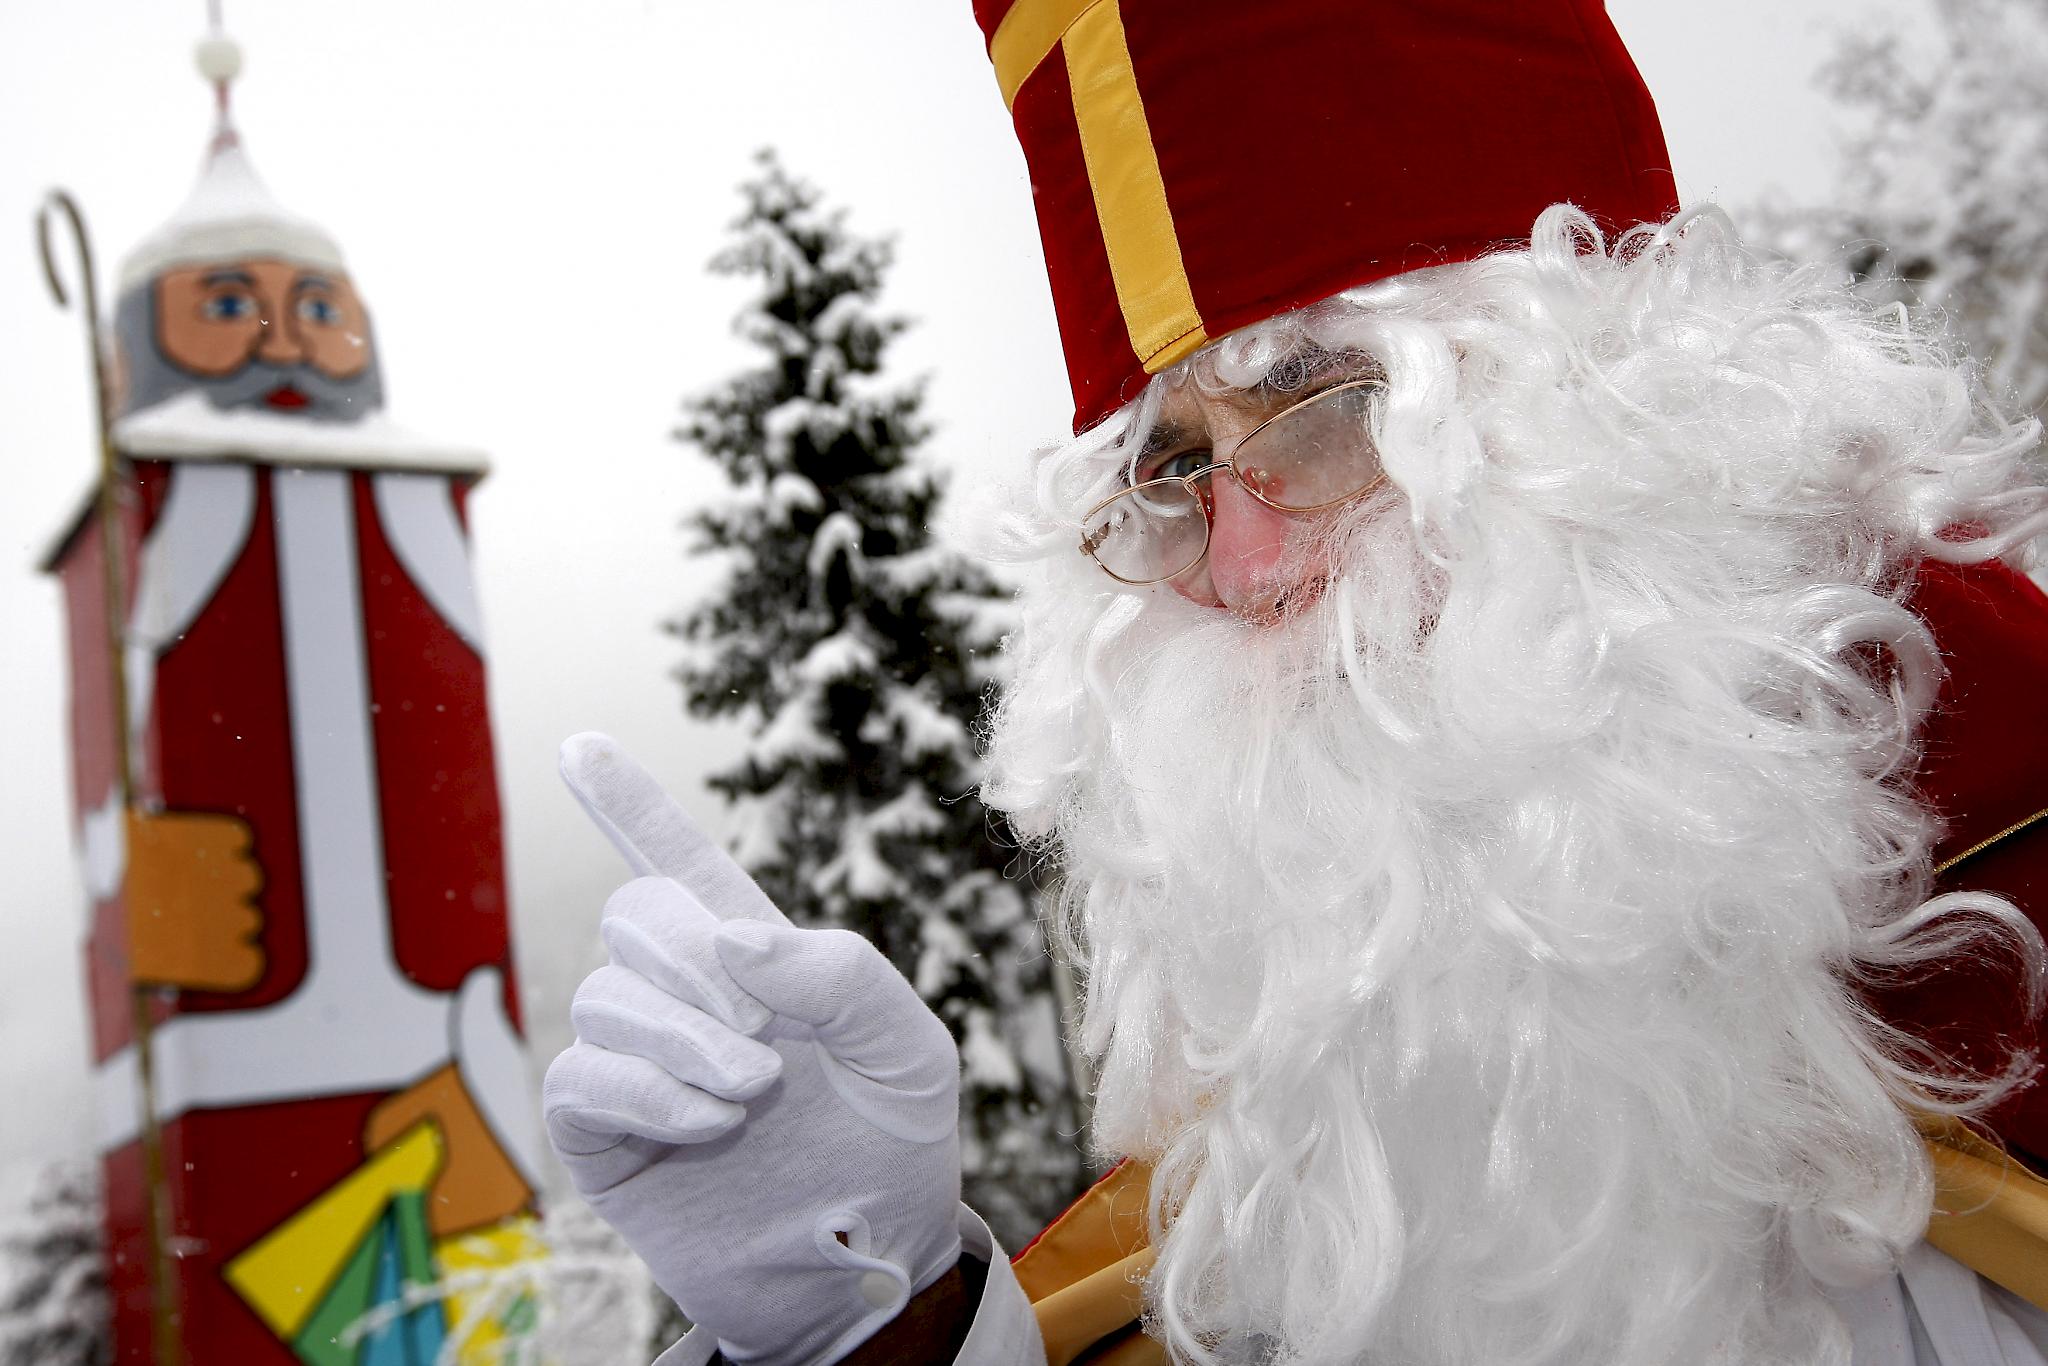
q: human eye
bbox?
[296,293,340,326]
[1139,449,1212,483]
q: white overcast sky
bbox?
[0,0,1926,1194]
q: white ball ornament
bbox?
[195,34,244,84]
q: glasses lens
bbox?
[1081,479,1210,583]
[1235,382,1384,511]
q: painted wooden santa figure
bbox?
[43,29,543,1366]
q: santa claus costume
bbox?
[544,3,2048,1364]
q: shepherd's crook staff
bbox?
[37,189,185,1366]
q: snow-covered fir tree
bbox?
[670,151,1086,1247]
[0,1163,108,1366]
[1761,0,2048,415]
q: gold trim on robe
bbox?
[1015,1132,2048,1364]
[1918,1115,2048,1309]
[1015,1159,1158,1366]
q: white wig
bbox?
[980,207,2048,1366]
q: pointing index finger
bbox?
[558,732,787,925]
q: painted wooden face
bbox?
[154,260,373,385]
[114,256,385,420]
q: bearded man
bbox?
[543,3,2048,1364]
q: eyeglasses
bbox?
[1078,378,1388,585]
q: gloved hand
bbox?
[542,733,964,1366]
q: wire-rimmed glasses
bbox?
[1078,378,1387,585]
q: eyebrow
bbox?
[1249,346,1376,403]
[294,275,335,291]
[200,270,256,287]
[1138,417,1199,456]
[1131,348,1381,459]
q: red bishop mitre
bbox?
[972,0,1679,432]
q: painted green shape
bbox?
[288,1209,383,1366]
[390,1192,436,1286]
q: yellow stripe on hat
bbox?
[993,0,1208,373]
[991,0,1095,109]
[1061,1,1208,372]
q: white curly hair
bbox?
[978,206,2048,1366]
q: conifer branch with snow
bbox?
[1762,0,2048,416]
[0,1163,109,1366]
[668,150,1087,1248]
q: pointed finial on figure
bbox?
[113,1,371,418]
[194,2,243,154]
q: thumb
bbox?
[559,732,785,925]
[716,922,959,1143]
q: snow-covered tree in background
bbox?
[0,1163,108,1366]
[1763,0,2048,415]
[670,151,1086,1247]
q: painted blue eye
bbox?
[296,296,339,325]
[203,291,254,320]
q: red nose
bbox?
[265,384,310,410]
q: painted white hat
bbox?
[119,32,348,293]
[119,137,347,293]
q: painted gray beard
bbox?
[113,285,386,423]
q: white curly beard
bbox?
[978,209,2048,1366]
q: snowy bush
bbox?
[0,1162,109,1366]
[324,1198,658,1366]
[520,1200,661,1366]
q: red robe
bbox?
[1878,555,2048,1171]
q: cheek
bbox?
[304,317,372,378]
[158,308,262,377]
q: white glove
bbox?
[542,733,964,1366]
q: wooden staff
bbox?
[37,188,184,1366]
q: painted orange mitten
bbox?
[124,807,264,992]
